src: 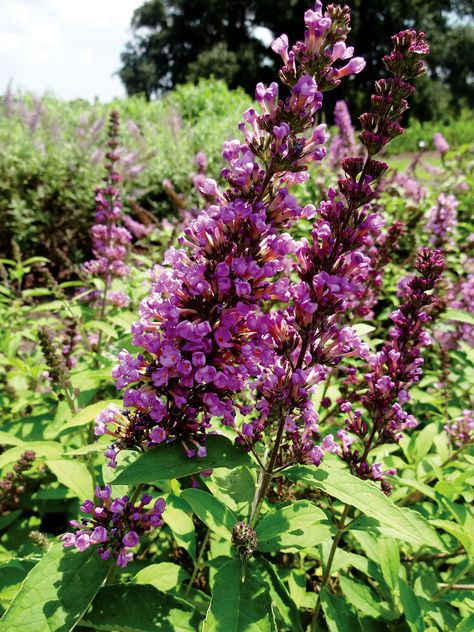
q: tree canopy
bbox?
[119,0,474,120]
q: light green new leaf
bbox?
[286,464,443,550]
[256,501,332,552]
[0,431,24,447]
[203,559,276,632]
[134,562,188,592]
[113,435,253,485]
[181,488,237,538]
[83,320,118,339]
[442,309,474,326]
[399,578,424,632]
[47,459,94,499]
[0,543,110,632]
[63,399,123,430]
[0,441,62,469]
[81,584,201,631]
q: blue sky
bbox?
[0,0,142,101]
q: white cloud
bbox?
[0,0,143,101]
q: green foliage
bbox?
[0,544,110,632]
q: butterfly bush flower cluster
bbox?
[445,409,474,448]
[425,192,458,249]
[62,486,165,567]
[238,28,431,470]
[433,131,449,155]
[94,2,365,468]
[329,100,357,168]
[329,248,445,493]
[82,110,132,308]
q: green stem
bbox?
[311,503,351,631]
[248,408,287,528]
[185,529,210,596]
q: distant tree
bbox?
[119,0,474,120]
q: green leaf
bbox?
[112,435,252,485]
[286,463,443,550]
[203,559,276,632]
[377,538,400,592]
[456,613,474,632]
[399,578,424,632]
[442,309,474,326]
[339,576,395,620]
[254,558,304,632]
[81,584,201,631]
[63,400,123,430]
[0,441,62,469]
[181,488,237,538]
[256,501,332,552]
[47,459,94,499]
[134,562,188,592]
[162,494,196,558]
[319,588,361,632]
[0,543,110,632]
[0,431,24,446]
[205,466,255,513]
[83,320,118,339]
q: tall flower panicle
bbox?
[0,451,36,514]
[329,100,357,167]
[330,248,445,493]
[237,29,430,469]
[38,326,71,390]
[425,192,458,249]
[101,2,365,468]
[62,486,166,567]
[82,111,132,301]
[433,131,449,155]
[445,410,474,448]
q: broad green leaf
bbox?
[431,519,474,558]
[319,588,362,632]
[0,543,110,632]
[113,435,252,485]
[203,559,276,632]
[134,562,188,592]
[163,494,196,558]
[286,464,443,550]
[63,400,123,430]
[399,578,424,632]
[31,300,65,313]
[0,431,24,446]
[83,320,118,339]
[81,584,201,631]
[443,309,474,326]
[377,538,400,592]
[456,613,474,632]
[181,489,237,538]
[339,576,395,620]
[254,558,304,632]
[47,459,94,499]
[0,441,62,469]
[205,466,255,513]
[256,501,332,552]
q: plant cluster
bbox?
[0,3,473,632]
